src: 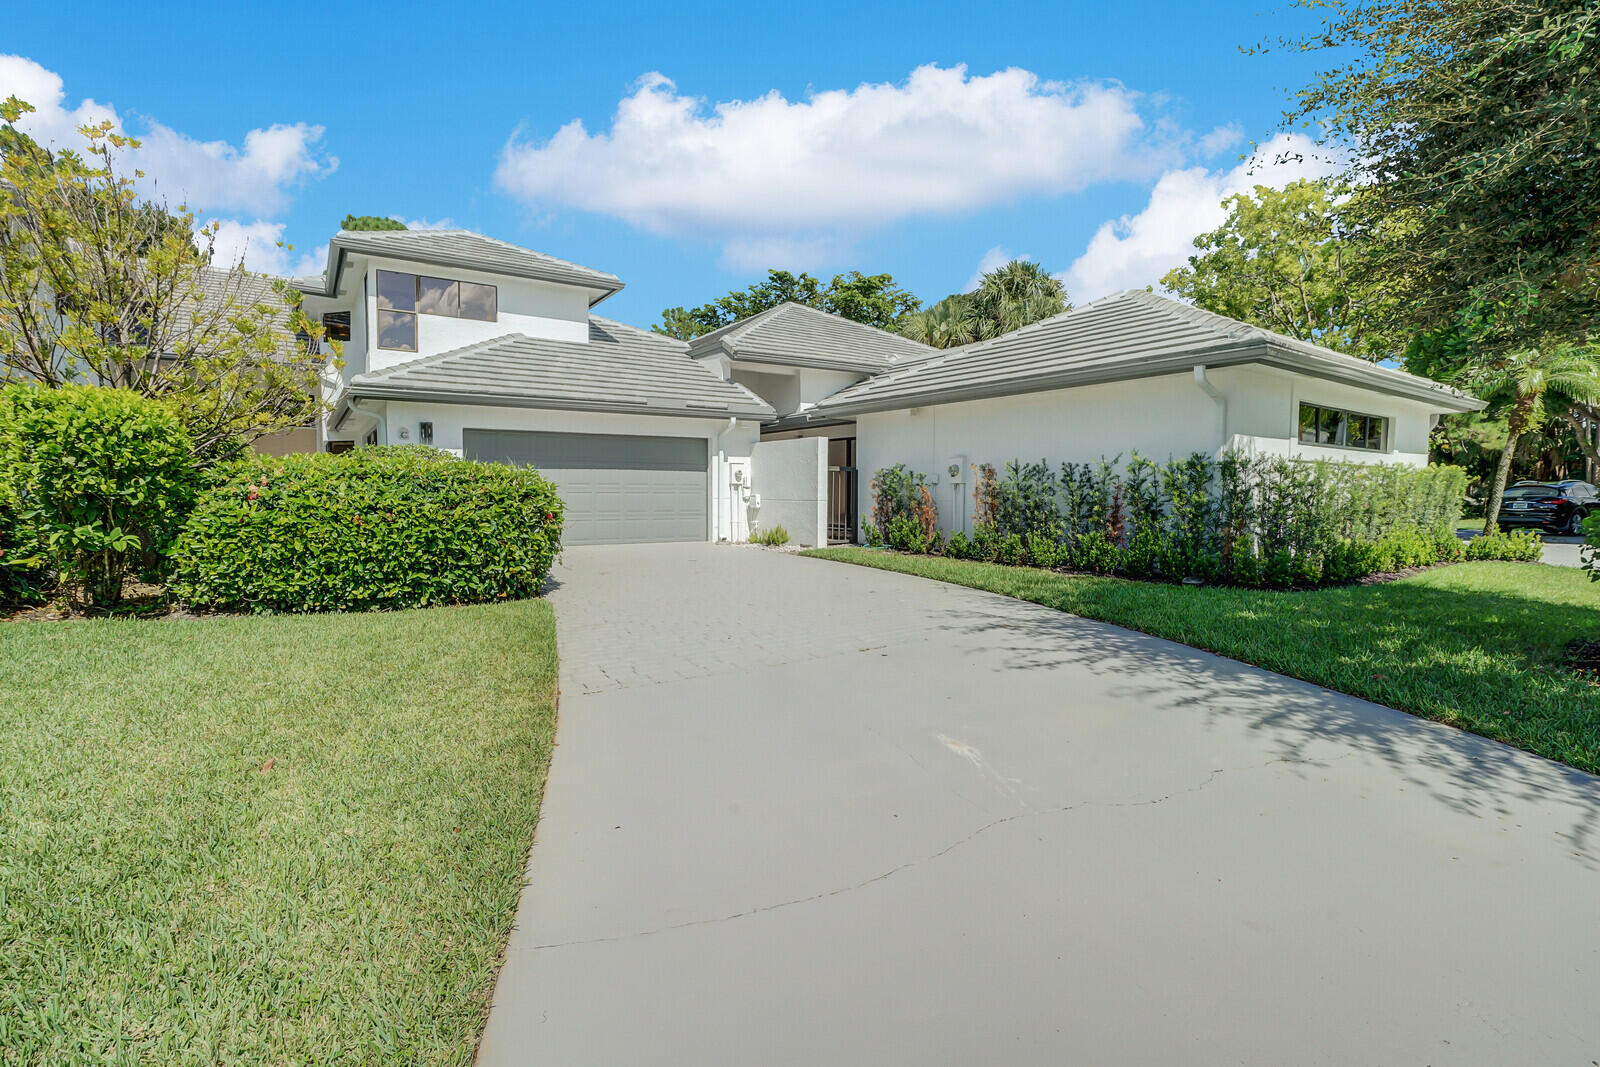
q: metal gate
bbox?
[827,466,857,543]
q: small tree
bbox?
[0,384,198,607]
[0,97,340,463]
[1470,344,1600,531]
[340,214,406,231]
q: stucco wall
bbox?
[855,365,1441,538]
[377,401,760,541]
[361,258,591,374]
[730,367,800,416]
[750,438,827,546]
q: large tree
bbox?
[1161,179,1402,360]
[899,259,1070,349]
[655,269,920,339]
[1281,0,1600,354]
[0,98,338,462]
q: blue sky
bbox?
[3,0,1338,328]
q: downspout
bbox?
[712,416,736,541]
[1193,365,1227,453]
[348,396,386,445]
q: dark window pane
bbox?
[1298,404,1319,444]
[322,311,351,341]
[376,270,415,312]
[377,309,416,351]
[1368,418,1387,451]
[460,281,497,321]
[417,276,460,316]
[1318,407,1344,445]
[1348,415,1370,449]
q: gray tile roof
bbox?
[346,316,775,420]
[306,229,624,305]
[686,302,935,373]
[813,289,1485,416]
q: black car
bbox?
[1497,480,1598,535]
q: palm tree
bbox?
[897,294,978,349]
[971,260,1069,333]
[899,261,1071,349]
[1470,343,1600,532]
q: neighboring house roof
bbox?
[686,302,936,373]
[344,316,775,420]
[300,229,625,306]
[812,289,1486,416]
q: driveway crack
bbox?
[521,754,1344,952]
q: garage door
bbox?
[463,429,708,546]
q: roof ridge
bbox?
[719,302,798,354]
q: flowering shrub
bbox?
[169,447,563,612]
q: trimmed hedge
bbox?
[169,447,564,612]
[0,384,197,606]
[1464,528,1543,562]
[869,451,1470,588]
[0,477,49,606]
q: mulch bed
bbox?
[2,583,231,623]
[1566,639,1600,684]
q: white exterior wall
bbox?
[730,367,801,416]
[855,365,1442,538]
[376,400,760,542]
[362,258,591,374]
[749,438,828,546]
[1212,365,1434,465]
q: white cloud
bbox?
[963,245,1030,292]
[399,216,455,230]
[1059,133,1341,302]
[207,219,325,277]
[719,233,848,272]
[1197,123,1244,157]
[0,54,331,216]
[497,64,1172,262]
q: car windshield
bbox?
[1502,485,1562,499]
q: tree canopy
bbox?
[0,97,339,462]
[899,260,1070,349]
[340,214,406,232]
[1280,0,1600,355]
[1161,179,1403,361]
[654,270,921,339]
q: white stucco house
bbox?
[290,228,1484,546]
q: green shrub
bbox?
[1584,512,1599,581]
[0,478,49,606]
[882,513,939,554]
[944,530,976,560]
[169,447,563,613]
[1071,530,1121,574]
[753,524,790,546]
[1023,530,1067,568]
[0,384,197,607]
[1465,528,1543,562]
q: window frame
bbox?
[1297,402,1390,453]
[373,269,498,350]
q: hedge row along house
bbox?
[279,228,1484,546]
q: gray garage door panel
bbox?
[463,429,707,546]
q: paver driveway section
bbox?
[477,543,1600,1066]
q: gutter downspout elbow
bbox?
[1193,365,1228,451]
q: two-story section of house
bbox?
[291,229,774,545]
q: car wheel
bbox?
[1565,511,1585,536]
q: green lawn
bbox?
[0,600,559,1065]
[804,548,1600,774]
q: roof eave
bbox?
[816,341,1486,417]
[345,381,774,421]
[326,235,624,301]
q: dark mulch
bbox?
[1566,639,1600,683]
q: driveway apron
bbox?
[477,543,1600,1066]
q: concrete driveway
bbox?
[477,543,1600,1066]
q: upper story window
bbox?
[322,311,351,342]
[376,269,497,351]
[1298,402,1389,452]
